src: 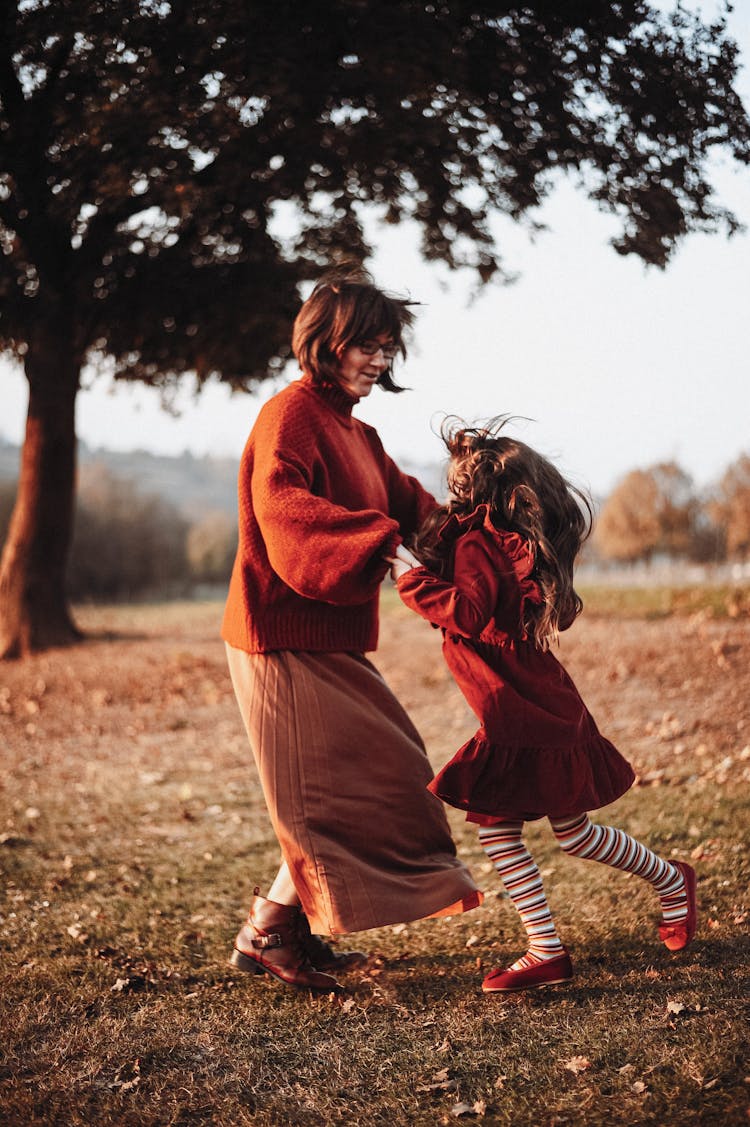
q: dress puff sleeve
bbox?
[396,506,541,640]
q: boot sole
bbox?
[228,947,344,994]
[228,948,266,975]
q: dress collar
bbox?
[438,504,537,574]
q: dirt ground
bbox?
[1,597,749,1127]
[1,596,748,836]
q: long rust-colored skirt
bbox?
[226,645,482,935]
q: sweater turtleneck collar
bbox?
[300,374,359,419]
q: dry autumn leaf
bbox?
[416,1068,457,1094]
[563,1055,592,1074]
[109,1059,141,1093]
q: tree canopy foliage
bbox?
[1,0,749,654]
[595,461,697,563]
[2,0,749,389]
[710,453,750,560]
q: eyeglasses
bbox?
[355,339,399,361]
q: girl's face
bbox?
[336,333,397,400]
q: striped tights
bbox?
[478,814,687,969]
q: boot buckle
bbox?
[251,932,283,950]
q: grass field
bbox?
[1,597,748,1126]
[576,582,750,622]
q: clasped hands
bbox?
[387,543,422,582]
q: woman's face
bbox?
[335,334,398,400]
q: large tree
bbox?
[1,0,749,656]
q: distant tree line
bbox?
[594,453,750,565]
[0,465,237,601]
[0,451,748,602]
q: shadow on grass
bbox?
[78,627,151,644]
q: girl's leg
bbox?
[549,814,692,941]
[478,821,566,969]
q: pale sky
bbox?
[2,3,749,498]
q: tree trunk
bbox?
[0,326,82,659]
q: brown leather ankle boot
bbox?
[229,888,343,993]
[296,911,367,971]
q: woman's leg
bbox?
[549,814,691,938]
[478,821,566,968]
[267,860,301,907]
[234,862,365,979]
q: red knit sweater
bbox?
[221,376,437,654]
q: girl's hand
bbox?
[387,543,422,581]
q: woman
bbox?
[222,271,481,993]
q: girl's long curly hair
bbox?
[415,417,593,649]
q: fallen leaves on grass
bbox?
[111,975,147,994]
[562,1055,592,1074]
[416,1068,458,1094]
[690,838,720,860]
[666,999,708,1022]
[109,1059,141,1093]
[101,948,182,994]
[450,1100,487,1118]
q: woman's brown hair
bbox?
[291,267,416,392]
[415,417,593,649]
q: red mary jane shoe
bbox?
[482,951,573,994]
[658,861,698,952]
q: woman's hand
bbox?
[387,543,422,581]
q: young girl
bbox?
[390,419,697,993]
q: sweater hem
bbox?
[221,621,380,655]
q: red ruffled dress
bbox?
[396,505,635,824]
